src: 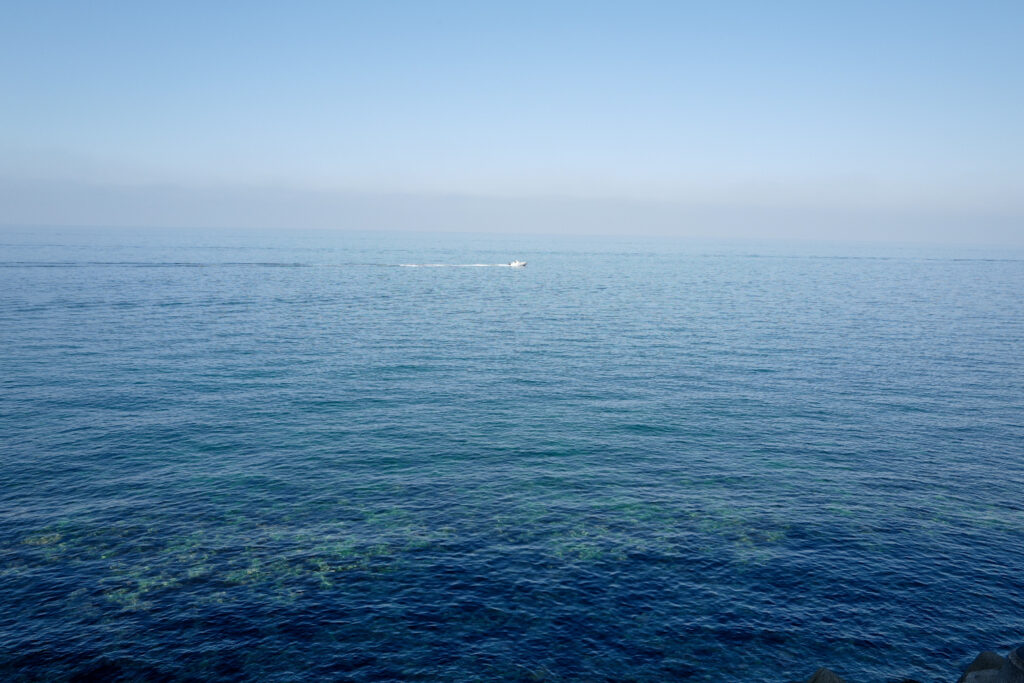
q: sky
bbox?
[1,0,1022,242]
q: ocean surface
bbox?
[1,227,1022,682]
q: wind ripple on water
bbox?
[0,232,1022,681]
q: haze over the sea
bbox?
[1,1,1022,243]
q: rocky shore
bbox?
[800,645,1024,683]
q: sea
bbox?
[1,227,1022,682]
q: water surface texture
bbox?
[2,229,1022,681]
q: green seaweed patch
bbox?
[312,562,334,588]
[826,504,857,517]
[365,543,392,557]
[320,540,358,558]
[403,535,432,551]
[557,543,603,561]
[363,508,413,527]
[187,564,212,580]
[105,587,151,611]
[225,560,263,585]
[23,532,63,546]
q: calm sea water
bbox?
[1,228,1022,682]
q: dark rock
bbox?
[997,646,1024,683]
[958,652,1009,683]
[958,646,1024,683]
[970,652,1010,673]
[960,671,1002,683]
[807,668,846,683]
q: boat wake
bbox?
[398,263,518,268]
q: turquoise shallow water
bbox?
[1,228,1022,682]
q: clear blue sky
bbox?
[1,1,1022,241]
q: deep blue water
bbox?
[1,228,1022,682]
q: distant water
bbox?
[1,228,1022,682]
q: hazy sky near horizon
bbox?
[2,1,1022,242]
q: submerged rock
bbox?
[957,646,1024,683]
[802,645,1023,683]
[958,651,1007,682]
[999,646,1024,683]
[806,668,846,683]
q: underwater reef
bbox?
[801,644,1024,683]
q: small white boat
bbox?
[509,260,527,268]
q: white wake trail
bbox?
[398,263,513,268]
